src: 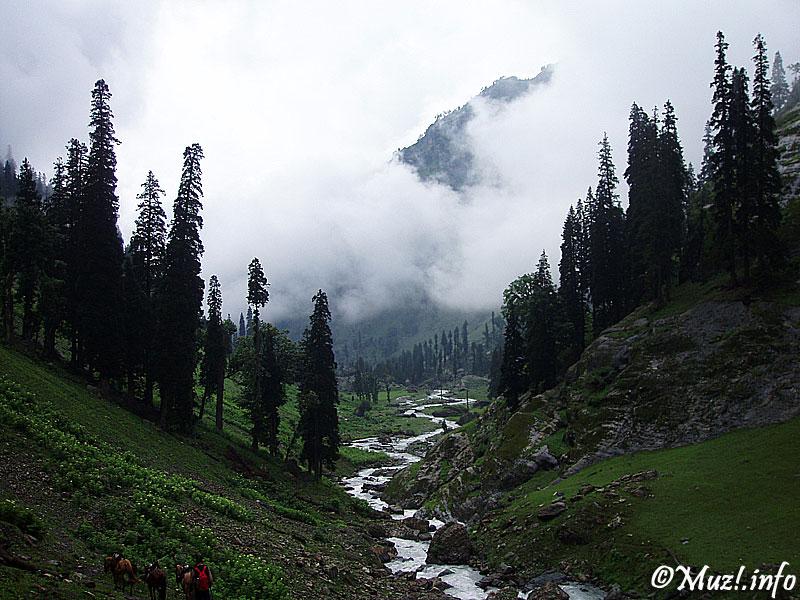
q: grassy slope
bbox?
[478,416,800,592]
[0,345,414,600]
[465,276,800,593]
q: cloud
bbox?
[1,1,799,326]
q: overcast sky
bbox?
[1,1,798,323]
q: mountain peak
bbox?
[397,65,554,190]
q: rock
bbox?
[370,542,398,563]
[426,522,474,564]
[556,525,588,545]
[418,532,432,541]
[532,448,559,470]
[487,587,519,600]
[402,516,430,533]
[367,523,388,539]
[499,459,539,489]
[386,505,404,515]
[527,581,569,600]
[537,501,567,521]
[606,584,624,600]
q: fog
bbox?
[2,1,798,322]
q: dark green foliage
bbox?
[127,170,167,404]
[299,290,340,479]
[202,275,227,431]
[589,134,626,332]
[244,257,269,450]
[157,143,205,432]
[771,51,790,111]
[559,205,585,362]
[74,80,126,380]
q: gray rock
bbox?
[537,501,567,521]
[426,522,474,565]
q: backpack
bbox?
[194,564,210,591]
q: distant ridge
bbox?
[397,65,554,190]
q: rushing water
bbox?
[340,391,606,600]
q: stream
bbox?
[340,391,607,600]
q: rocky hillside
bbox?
[777,91,800,204]
[383,277,800,594]
[397,66,554,190]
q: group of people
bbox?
[104,552,214,599]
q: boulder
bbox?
[487,587,519,600]
[537,501,567,521]
[532,448,559,470]
[499,459,539,490]
[527,581,569,600]
[402,516,431,533]
[426,522,474,565]
[370,542,398,563]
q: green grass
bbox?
[337,389,439,441]
[0,343,394,599]
[483,417,800,593]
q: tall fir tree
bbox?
[559,206,585,361]
[74,80,125,380]
[245,257,269,450]
[729,67,756,279]
[750,35,784,273]
[14,159,48,340]
[589,134,626,332]
[709,32,738,284]
[298,290,340,479]
[64,139,88,364]
[202,275,227,431]
[157,143,205,431]
[771,51,790,112]
[129,170,167,405]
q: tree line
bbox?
[0,80,339,478]
[495,32,795,409]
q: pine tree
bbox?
[729,67,756,279]
[74,80,125,380]
[298,290,340,479]
[129,171,167,405]
[654,100,687,300]
[40,159,69,356]
[528,252,560,391]
[64,139,88,364]
[771,51,790,112]
[157,143,205,431]
[750,35,784,273]
[709,32,738,284]
[238,312,246,338]
[245,257,269,450]
[589,134,626,332]
[262,323,287,455]
[14,159,48,340]
[559,206,584,361]
[200,275,227,431]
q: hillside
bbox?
[397,66,554,190]
[383,277,800,595]
[0,344,447,600]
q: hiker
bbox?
[192,557,214,600]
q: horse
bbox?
[175,564,194,600]
[144,562,167,600]
[105,553,138,593]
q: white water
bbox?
[340,390,606,600]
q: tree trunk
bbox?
[215,383,224,432]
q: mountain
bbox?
[397,65,554,190]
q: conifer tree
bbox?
[559,206,584,360]
[74,80,125,380]
[40,159,68,355]
[298,290,340,479]
[244,257,269,450]
[709,32,738,284]
[157,143,205,431]
[771,51,790,111]
[589,134,626,332]
[202,275,227,431]
[129,171,167,404]
[750,35,784,273]
[64,139,88,364]
[261,323,287,455]
[729,67,756,279]
[238,312,246,338]
[14,159,48,340]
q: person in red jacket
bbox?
[192,557,214,600]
